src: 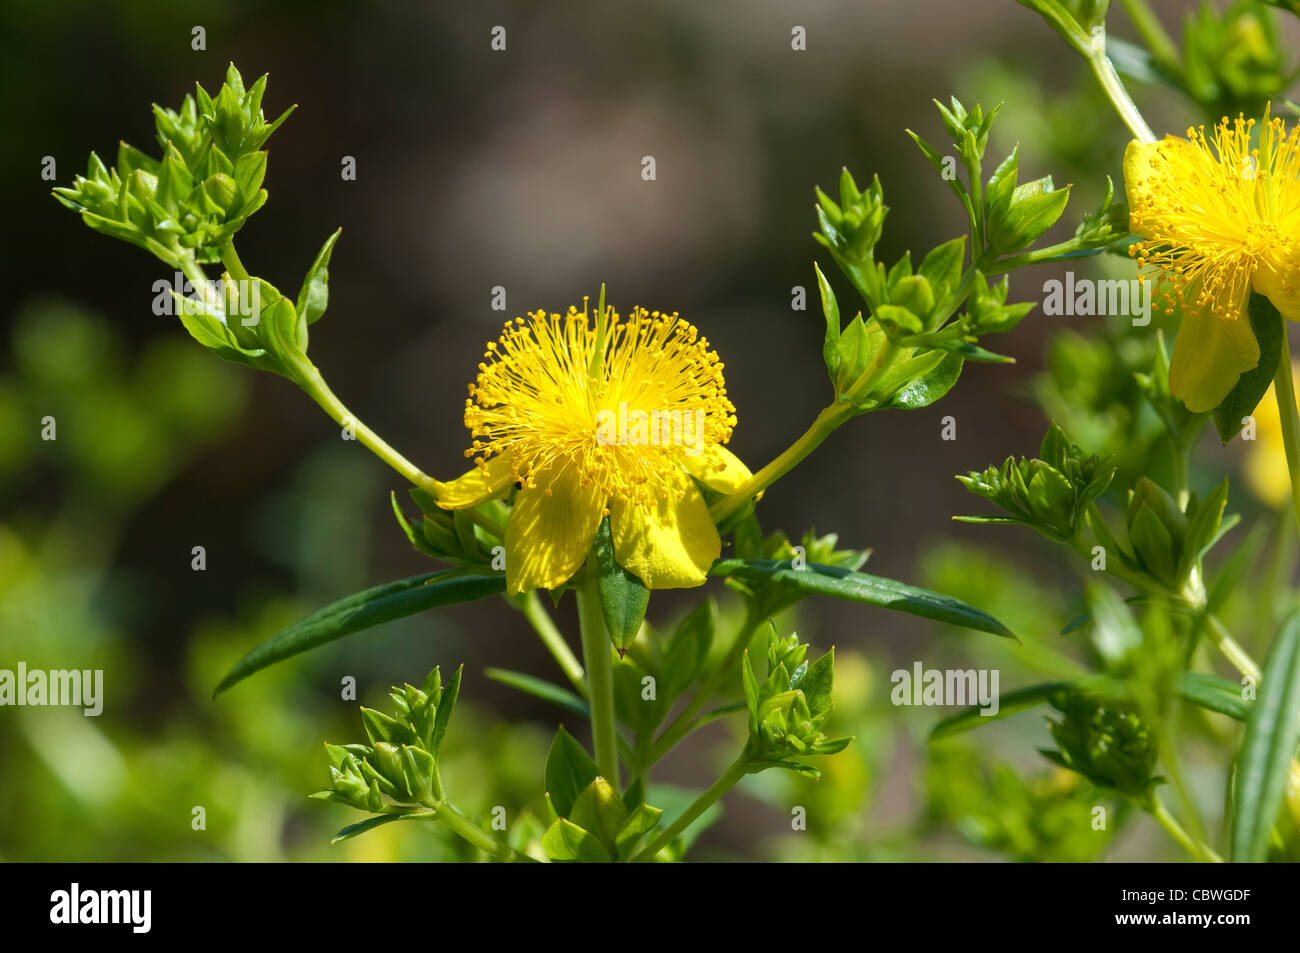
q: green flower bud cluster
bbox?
[392,488,507,568]
[54,63,342,386]
[741,633,851,777]
[957,423,1116,542]
[53,64,293,268]
[1041,686,1159,801]
[313,667,461,812]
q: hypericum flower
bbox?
[1125,112,1300,412]
[432,301,752,595]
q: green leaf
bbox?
[889,275,930,319]
[214,571,505,694]
[930,681,1070,739]
[984,146,1020,222]
[710,558,1015,639]
[917,236,966,317]
[255,287,303,366]
[485,668,590,718]
[297,228,341,328]
[569,776,627,847]
[833,313,885,395]
[814,262,841,383]
[614,652,666,736]
[329,811,433,845]
[360,707,411,747]
[431,664,461,757]
[592,516,649,652]
[664,599,716,698]
[545,727,599,818]
[614,802,663,859]
[1214,292,1285,442]
[799,649,835,718]
[1129,503,1177,586]
[988,181,1071,254]
[883,351,964,410]
[1178,478,1230,582]
[1177,672,1252,722]
[541,816,611,862]
[874,303,924,336]
[390,492,440,558]
[1230,612,1300,862]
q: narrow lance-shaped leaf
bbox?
[485,668,591,719]
[328,811,434,845]
[930,682,1070,739]
[709,558,1015,639]
[297,228,342,328]
[214,571,505,695]
[1230,612,1300,862]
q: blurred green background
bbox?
[2,0,1296,861]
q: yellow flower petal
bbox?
[504,465,604,594]
[1123,136,1196,239]
[431,454,515,509]
[610,471,720,589]
[1168,294,1260,413]
[1254,243,1300,322]
[682,443,754,495]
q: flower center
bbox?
[1129,113,1300,319]
[463,302,736,504]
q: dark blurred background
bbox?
[1,0,1271,860]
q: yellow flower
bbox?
[1124,112,1300,412]
[1243,361,1299,508]
[433,301,752,595]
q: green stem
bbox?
[632,755,749,862]
[708,265,993,525]
[709,402,855,523]
[220,242,253,285]
[1119,0,1181,75]
[1205,613,1262,684]
[184,246,437,494]
[577,574,620,786]
[519,591,587,693]
[1154,719,1210,859]
[418,801,535,862]
[1170,433,1190,510]
[985,240,1092,276]
[1088,36,1157,143]
[178,255,218,308]
[1149,795,1222,863]
[1272,332,1300,547]
[291,358,438,493]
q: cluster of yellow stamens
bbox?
[1128,113,1300,320]
[463,302,736,507]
